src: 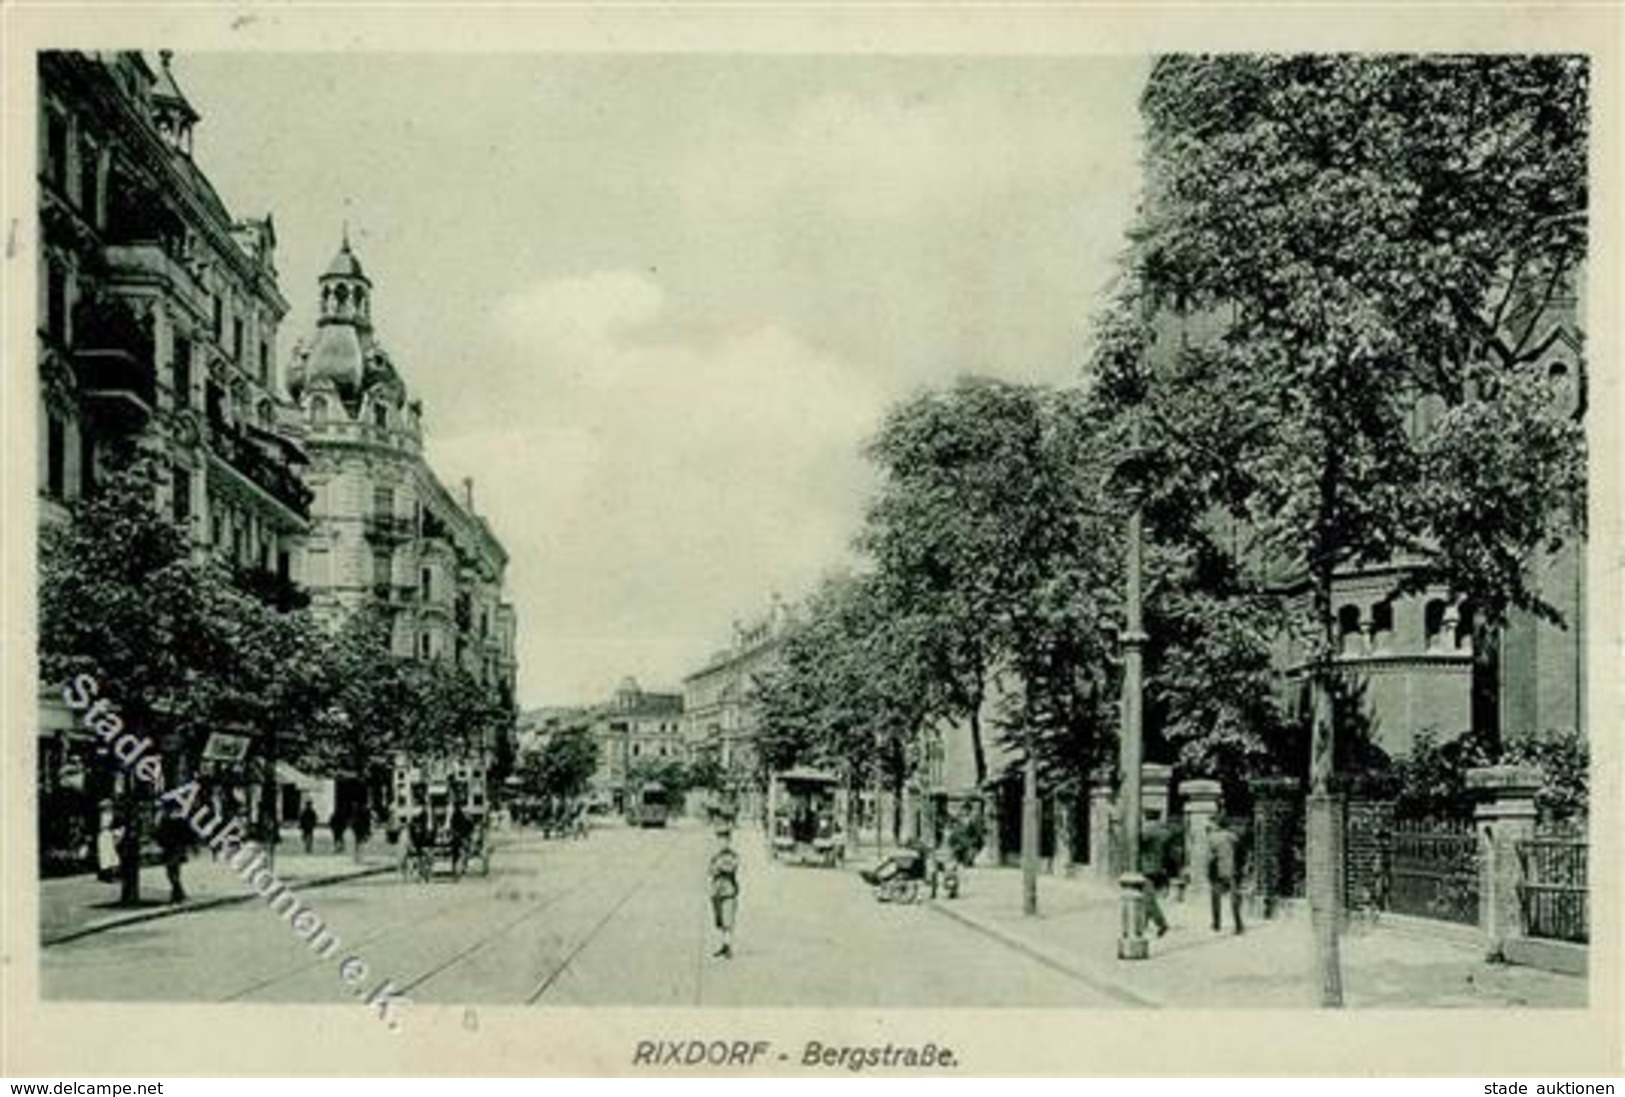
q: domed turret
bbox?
[289,232,375,406]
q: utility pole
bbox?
[1117,412,1150,961]
[1021,724,1040,916]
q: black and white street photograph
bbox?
[4,6,1618,1080]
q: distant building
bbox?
[680,595,793,802]
[584,678,683,813]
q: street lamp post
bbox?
[1117,414,1150,961]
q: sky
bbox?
[178,53,1150,708]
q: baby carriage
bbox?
[860,847,929,904]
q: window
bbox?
[373,485,394,519]
[232,318,244,366]
[171,465,191,525]
[259,341,271,384]
[372,550,392,588]
[43,107,69,188]
[45,414,66,498]
[212,295,223,342]
[78,426,95,497]
[1370,600,1394,651]
[373,402,388,429]
[172,337,192,408]
[276,550,291,582]
[1424,600,1448,652]
[421,567,432,600]
[310,395,328,424]
[1337,605,1362,655]
[44,261,68,345]
[78,135,100,222]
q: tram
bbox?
[630,781,670,828]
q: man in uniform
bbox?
[708,828,741,958]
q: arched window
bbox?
[1456,604,1475,652]
[1424,600,1448,652]
[310,395,329,424]
[1338,605,1363,655]
[1370,600,1394,652]
[373,402,388,429]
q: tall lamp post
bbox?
[1117,411,1150,961]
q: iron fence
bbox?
[1517,835,1588,944]
[1388,821,1480,925]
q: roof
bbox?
[775,766,840,785]
[150,50,199,123]
[323,238,370,282]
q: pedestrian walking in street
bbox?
[352,805,372,850]
[156,808,192,904]
[449,805,474,877]
[708,827,741,959]
[1139,817,1181,937]
[1206,815,1245,934]
[299,801,318,854]
[330,809,347,855]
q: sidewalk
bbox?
[930,865,1586,1008]
[41,842,396,946]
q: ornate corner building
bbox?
[284,236,518,705]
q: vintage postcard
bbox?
[2,2,1620,1079]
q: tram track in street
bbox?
[220,835,565,1002]
[522,838,677,1005]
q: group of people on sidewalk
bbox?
[1137,815,1246,938]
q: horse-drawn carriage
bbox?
[391,754,491,881]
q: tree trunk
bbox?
[968,700,987,789]
[1021,730,1039,917]
[1471,617,1502,752]
[1307,439,1345,1008]
[117,769,142,906]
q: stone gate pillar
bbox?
[1469,764,1540,960]
[1053,792,1074,875]
[1141,764,1173,824]
[1088,780,1115,878]
[1179,778,1222,887]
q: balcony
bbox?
[233,565,311,613]
[364,514,416,544]
[370,583,417,610]
[72,295,157,431]
[205,419,313,522]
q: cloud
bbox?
[429,270,882,702]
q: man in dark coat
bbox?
[1139,818,1179,937]
[1206,815,1245,934]
[156,809,192,904]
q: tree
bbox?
[40,455,206,903]
[752,571,931,845]
[862,380,1123,909]
[517,724,598,805]
[1112,53,1588,1006]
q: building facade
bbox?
[36,51,312,872]
[680,595,793,804]
[586,678,683,813]
[284,237,519,708]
